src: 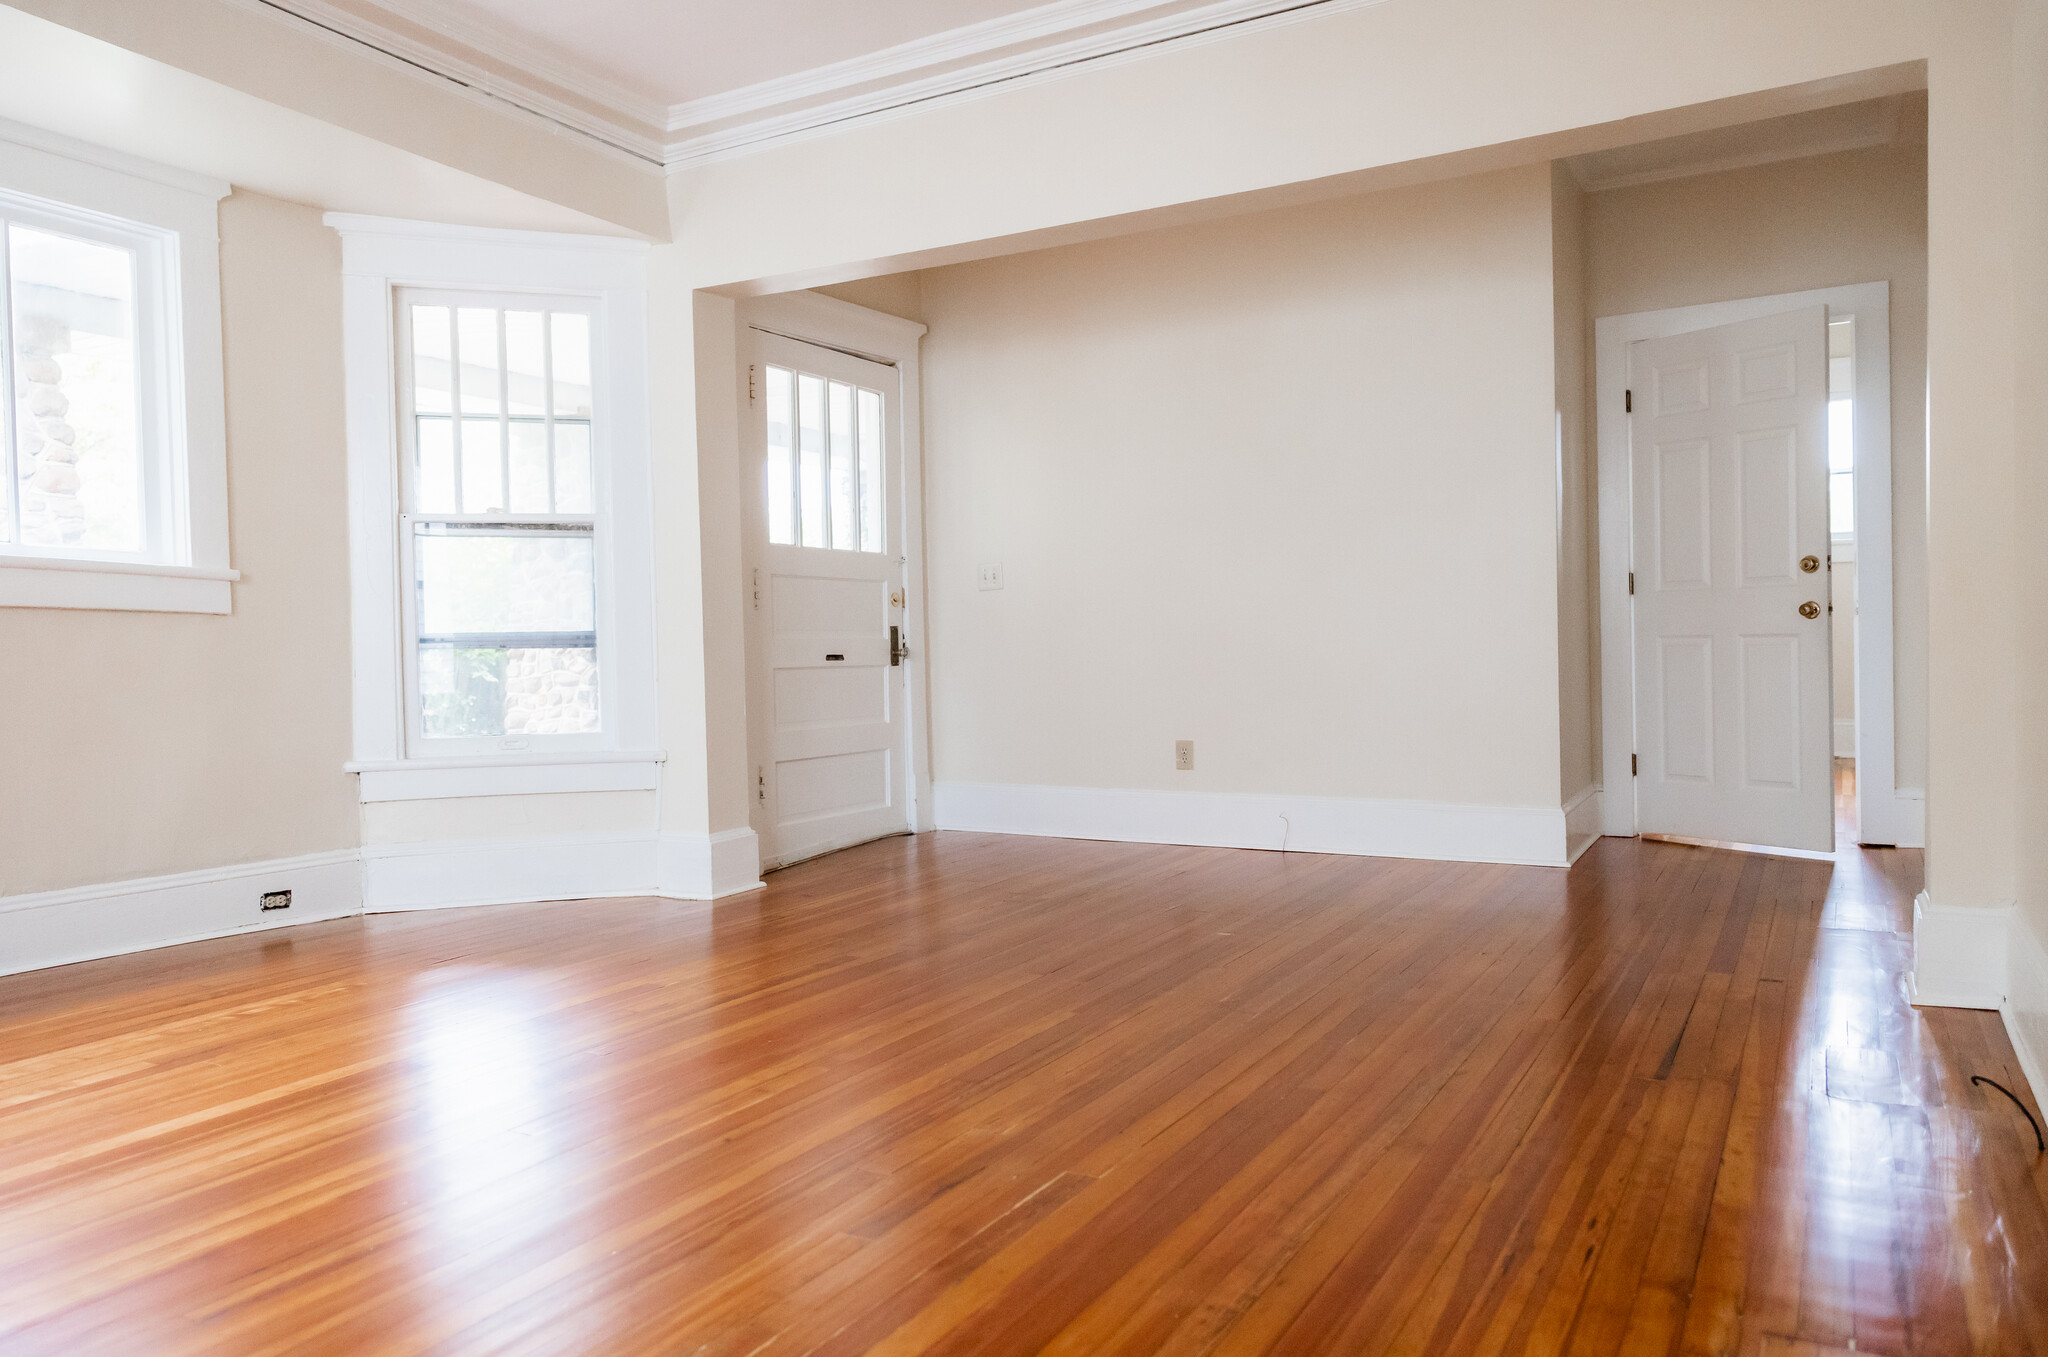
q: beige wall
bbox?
[0,190,359,896]
[915,165,1566,809]
[1833,558,1858,727]
[1584,135,1929,789]
[1552,166,1597,802]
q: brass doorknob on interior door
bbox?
[1799,601,1821,619]
[1800,555,1820,573]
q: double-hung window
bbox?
[396,293,604,753]
[0,126,231,612]
[331,215,656,802]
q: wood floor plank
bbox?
[2,772,2044,1355]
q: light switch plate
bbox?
[978,564,1003,591]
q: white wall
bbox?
[1584,135,1928,789]
[916,166,1566,825]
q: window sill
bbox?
[344,751,666,802]
[0,556,239,613]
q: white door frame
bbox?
[1597,280,1921,847]
[734,289,935,850]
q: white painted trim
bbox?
[328,215,660,803]
[1834,718,1857,759]
[1564,785,1603,865]
[348,752,666,801]
[660,827,766,901]
[934,782,1572,867]
[736,291,935,843]
[1595,283,1913,843]
[2000,912,2048,1116]
[0,122,233,608]
[661,0,1390,167]
[219,0,1391,170]
[0,561,236,613]
[1910,891,2011,1010]
[0,850,362,978]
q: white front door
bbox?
[742,330,911,868]
[1629,305,1834,852]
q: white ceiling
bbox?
[346,0,1193,109]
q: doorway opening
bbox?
[1597,281,1915,854]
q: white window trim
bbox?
[0,117,232,613]
[328,214,660,802]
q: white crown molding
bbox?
[661,0,1391,167]
[218,0,667,163]
[216,0,1388,173]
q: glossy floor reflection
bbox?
[1,796,2044,1355]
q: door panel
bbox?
[742,331,911,868]
[1630,305,1832,851]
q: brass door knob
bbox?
[1800,555,1820,573]
[1799,601,1821,619]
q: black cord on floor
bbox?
[1971,1075,2046,1153]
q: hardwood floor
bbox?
[2,780,2044,1353]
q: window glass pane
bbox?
[504,311,546,417]
[766,365,794,545]
[858,387,882,553]
[418,644,600,739]
[9,224,140,551]
[1828,398,1854,475]
[1830,471,1854,536]
[507,420,549,513]
[460,418,503,513]
[828,380,856,549]
[456,308,501,415]
[553,422,592,514]
[416,530,595,636]
[550,313,591,417]
[411,305,452,414]
[416,415,456,513]
[797,372,826,548]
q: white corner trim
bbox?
[346,750,667,802]
[1564,785,1603,865]
[0,560,237,613]
[0,850,363,978]
[1833,718,1856,759]
[2000,912,2048,1117]
[934,782,1571,867]
[1910,891,2011,1010]
[660,828,765,901]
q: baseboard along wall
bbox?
[934,781,1582,868]
[0,828,764,978]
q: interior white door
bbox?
[742,330,911,868]
[1629,305,1834,852]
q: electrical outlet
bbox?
[260,890,292,912]
[1175,740,1194,771]
[978,563,1003,591]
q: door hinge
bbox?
[1628,570,1634,595]
[757,765,766,803]
[1632,753,1638,776]
[1624,388,1633,414]
[748,364,757,404]
[751,566,761,611]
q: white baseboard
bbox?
[1564,785,1602,866]
[2001,911,2048,1106]
[1910,890,2011,1010]
[0,850,363,978]
[363,831,663,912]
[934,781,1572,867]
[660,827,764,900]
[366,827,763,911]
[1833,718,1856,758]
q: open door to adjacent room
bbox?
[741,327,915,870]
[1627,304,1835,852]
